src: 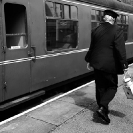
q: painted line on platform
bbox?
[0,80,94,126]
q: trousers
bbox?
[94,69,118,110]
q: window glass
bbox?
[45,2,78,51]
[120,25,128,41]
[45,2,55,17]
[117,15,129,42]
[4,3,28,49]
[91,10,95,20]
[121,15,126,24]
[117,15,121,24]
[71,6,78,19]
[46,19,56,51]
[124,33,128,41]
[91,10,103,29]
[91,22,100,30]
[101,11,104,22]
[64,5,70,19]
[123,25,128,32]
[46,19,78,51]
[55,3,62,18]
[126,15,129,24]
[96,10,100,21]
[91,9,129,42]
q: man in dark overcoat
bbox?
[85,9,128,124]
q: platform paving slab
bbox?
[27,100,84,126]
[58,85,96,108]
[50,107,133,133]
[0,115,56,133]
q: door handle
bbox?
[28,46,36,61]
[31,46,36,61]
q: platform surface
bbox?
[0,66,133,133]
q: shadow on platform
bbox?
[68,90,126,125]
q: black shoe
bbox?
[96,107,110,124]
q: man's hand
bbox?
[87,63,93,70]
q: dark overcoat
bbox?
[85,22,128,74]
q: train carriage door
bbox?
[3,2,31,100]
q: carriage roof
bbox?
[76,0,133,13]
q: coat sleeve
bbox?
[85,29,95,62]
[114,27,128,69]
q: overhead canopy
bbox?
[76,0,133,13]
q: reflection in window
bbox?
[117,14,129,41]
[91,9,103,30]
[117,15,121,24]
[64,5,70,19]
[46,19,78,51]
[45,2,78,51]
[96,10,100,21]
[4,3,28,49]
[55,3,62,18]
[91,9,129,41]
[121,15,126,23]
[91,22,99,29]
[126,16,128,24]
[45,2,55,17]
[71,6,78,19]
[91,10,95,20]
[101,11,104,21]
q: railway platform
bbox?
[0,65,133,133]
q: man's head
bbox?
[103,10,119,24]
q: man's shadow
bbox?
[68,90,125,125]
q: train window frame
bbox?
[4,3,28,50]
[96,10,100,21]
[126,16,129,24]
[71,6,78,20]
[91,9,129,42]
[117,14,129,42]
[45,1,78,52]
[64,5,70,19]
[91,9,104,30]
[45,1,55,17]
[55,3,63,18]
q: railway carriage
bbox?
[0,0,133,110]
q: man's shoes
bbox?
[96,107,110,124]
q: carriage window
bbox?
[64,5,70,19]
[71,6,78,19]
[101,11,104,21]
[45,2,78,51]
[91,9,103,30]
[45,2,55,17]
[91,10,95,20]
[55,3,62,18]
[117,15,121,24]
[126,16,129,24]
[117,14,129,41]
[46,19,78,51]
[121,15,126,23]
[96,10,100,21]
[91,9,129,42]
[4,3,28,49]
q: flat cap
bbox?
[104,10,119,19]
